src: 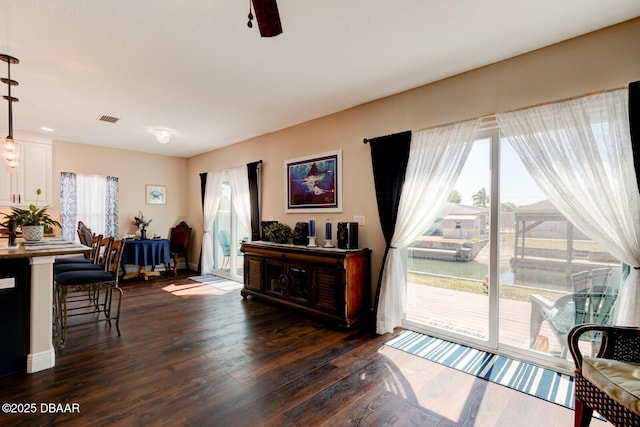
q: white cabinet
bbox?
[0,140,52,207]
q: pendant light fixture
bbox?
[1,53,19,170]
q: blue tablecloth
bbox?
[122,238,169,267]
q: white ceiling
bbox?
[0,1,638,158]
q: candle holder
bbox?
[307,236,317,248]
[324,218,334,247]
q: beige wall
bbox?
[52,140,188,241]
[187,18,640,306]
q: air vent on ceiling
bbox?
[97,114,119,123]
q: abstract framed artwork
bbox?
[145,184,166,205]
[285,150,342,213]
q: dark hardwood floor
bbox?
[0,273,609,426]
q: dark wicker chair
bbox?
[568,324,640,427]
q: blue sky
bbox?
[454,137,546,207]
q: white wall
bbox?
[52,141,188,242]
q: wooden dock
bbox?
[405,282,568,357]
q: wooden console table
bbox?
[240,241,371,328]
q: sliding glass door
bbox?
[213,182,250,281]
[405,135,492,346]
[497,138,621,368]
[404,128,622,372]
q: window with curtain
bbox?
[60,172,119,241]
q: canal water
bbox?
[406,256,615,292]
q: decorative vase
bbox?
[140,228,147,240]
[22,225,44,241]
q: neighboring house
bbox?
[440,204,488,239]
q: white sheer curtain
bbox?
[60,172,118,241]
[377,119,480,334]
[227,165,251,234]
[201,170,224,275]
[496,89,640,326]
[77,175,107,235]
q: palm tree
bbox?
[472,187,489,207]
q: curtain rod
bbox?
[363,114,484,144]
[362,131,408,144]
[363,85,627,144]
[496,85,626,117]
[203,159,263,175]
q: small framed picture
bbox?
[145,184,166,205]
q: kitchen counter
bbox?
[0,238,89,259]
[0,238,90,374]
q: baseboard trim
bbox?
[27,348,55,373]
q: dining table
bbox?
[121,238,170,280]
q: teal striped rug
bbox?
[385,330,575,410]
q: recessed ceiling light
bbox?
[151,129,171,144]
[40,127,54,132]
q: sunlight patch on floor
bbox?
[379,344,478,423]
[162,283,227,296]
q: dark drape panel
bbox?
[197,172,207,274]
[200,172,208,207]
[368,130,412,322]
[627,80,640,282]
[247,161,262,241]
[630,81,640,193]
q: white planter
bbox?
[22,225,44,241]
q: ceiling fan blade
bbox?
[251,0,283,37]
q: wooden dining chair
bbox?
[54,221,98,265]
[168,221,192,275]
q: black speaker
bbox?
[292,222,309,245]
[337,222,358,249]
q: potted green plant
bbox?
[1,189,61,241]
[264,222,292,244]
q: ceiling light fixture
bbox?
[151,129,171,144]
[1,53,19,170]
